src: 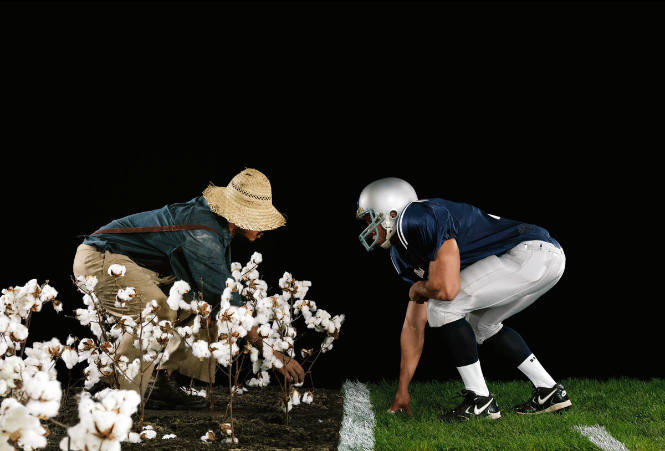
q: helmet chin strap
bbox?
[381,227,396,249]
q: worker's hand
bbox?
[409,282,428,304]
[388,390,412,415]
[274,351,305,384]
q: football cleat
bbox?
[514,383,572,415]
[441,389,501,422]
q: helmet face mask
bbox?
[357,208,384,251]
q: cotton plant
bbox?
[59,388,141,451]
[226,254,345,425]
[1,280,62,359]
[0,365,62,451]
[71,268,177,429]
[0,280,65,451]
[172,276,256,442]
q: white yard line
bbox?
[575,425,629,451]
[338,380,375,451]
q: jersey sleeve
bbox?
[399,201,459,262]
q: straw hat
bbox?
[203,168,286,231]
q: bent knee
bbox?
[473,322,503,345]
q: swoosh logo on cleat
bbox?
[538,389,557,405]
[474,399,494,415]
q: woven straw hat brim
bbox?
[203,185,286,231]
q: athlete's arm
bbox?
[389,300,428,414]
[408,238,461,302]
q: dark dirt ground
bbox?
[46,383,343,450]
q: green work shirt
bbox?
[84,196,242,306]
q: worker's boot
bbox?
[144,372,209,410]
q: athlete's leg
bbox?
[471,242,565,388]
[440,317,489,396]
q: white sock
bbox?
[517,353,556,388]
[456,360,490,396]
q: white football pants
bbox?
[426,240,566,344]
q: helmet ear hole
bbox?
[389,210,398,219]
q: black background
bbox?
[0,2,661,389]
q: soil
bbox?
[46,384,343,450]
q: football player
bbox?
[357,177,571,421]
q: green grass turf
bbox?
[368,378,665,450]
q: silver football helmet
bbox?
[356,177,418,251]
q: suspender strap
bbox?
[90,224,220,236]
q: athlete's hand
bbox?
[388,390,412,415]
[274,351,305,384]
[409,282,428,304]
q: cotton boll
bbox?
[141,299,159,318]
[39,284,58,302]
[257,323,271,338]
[116,287,136,302]
[250,252,263,264]
[1,398,47,450]
[123,358,141,382]
[200,430,216,442]
[26,399,60,418]
[83,363,101,389]
[278,272,293,289]
[233,385,248,395]
[76,339,97,362]
[162,434,177,439]
[169,280,190,297]
[225,437,239,444]
[75,308,93,326]
[321,336,334,353]
[270,355,284,369]
[61,347,79,369]
[250,346,259,362]
[191,340,210,360]
[107,264,127,277]
[82,275,98,291]
[0,379,8,397]
[140,428,157,440]
[219,423,232,436]
[9,321,29,341]
[0,315,10,334]
[89,321,103,339]
[221,287,234,303]
[246,371,270,387]
[127,432,142,443]
[62,390,140,450]
[302,391,314,404]
[192,315,201,334]
[290,389,301,406]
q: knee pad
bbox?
[441,318,479,367]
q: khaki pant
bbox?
[73,244,216,394]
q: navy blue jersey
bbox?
[389,198,559,284]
